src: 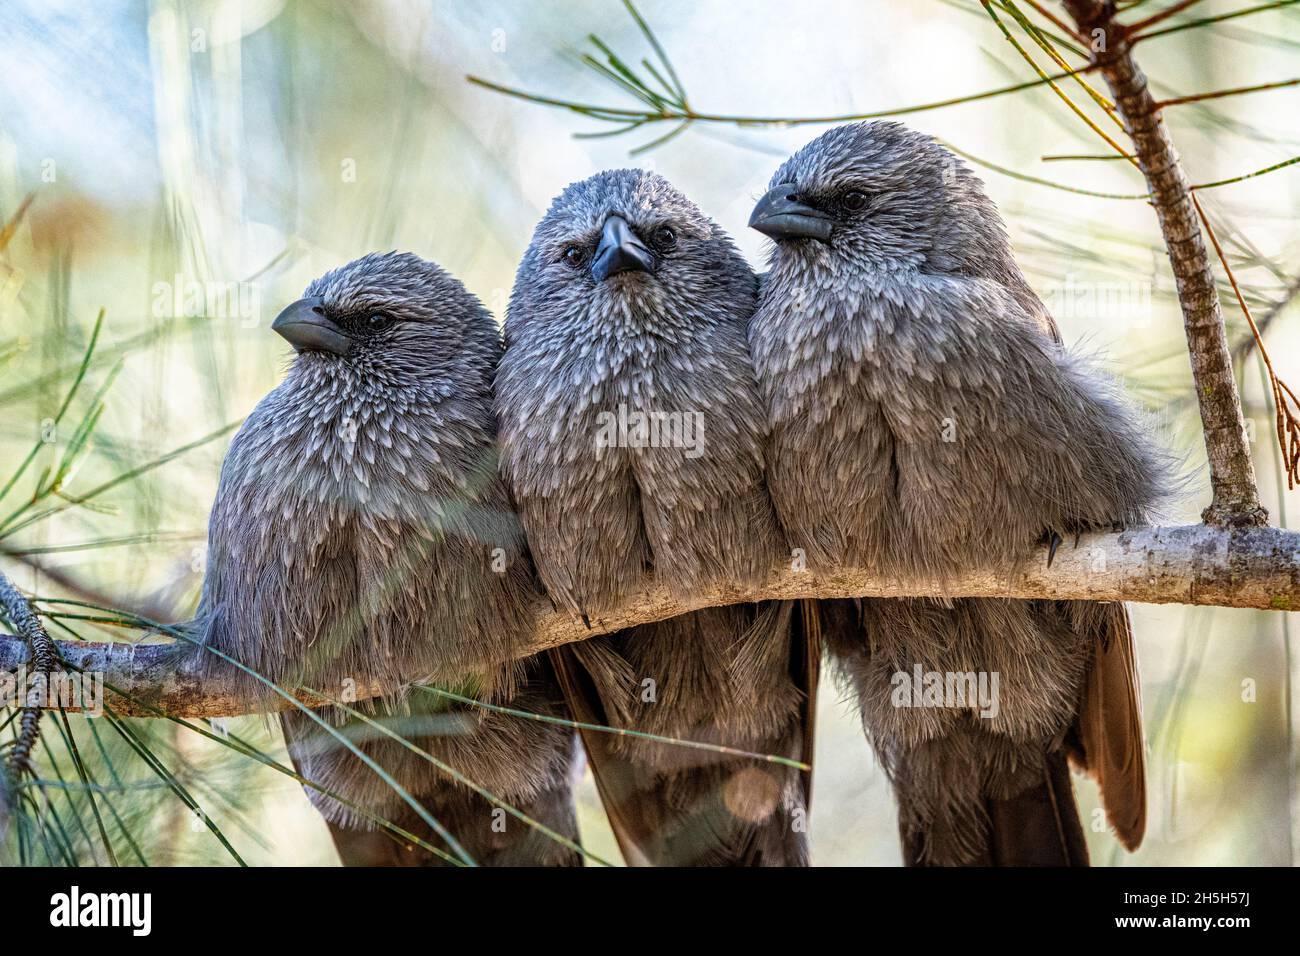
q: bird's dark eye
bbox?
[563,246,586,268]
[367,313,391,330]
[841,190,870,212]
[652,226,677,252]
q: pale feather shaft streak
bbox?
[1,523,1296,719]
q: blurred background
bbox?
[0,0,1297,865]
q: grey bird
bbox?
[497,170,819,866]
[190,251,580,866]
[748,122,1167,866]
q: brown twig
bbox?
[1062,0,1268,527]
[1125,0,1206,36]
[1131,0,1296,43]
[1233,276,1300,364]
[1195,197,1300,489]
[1157,76,1300,108]
[1021,0,1092,43]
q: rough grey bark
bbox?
[0,570,56,769]
[3,523,1297,718]
[1062,0,1267,527]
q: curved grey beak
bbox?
[271,296,352,356]
[591,215,654,282]
[749,184,833,243]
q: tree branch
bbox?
[1062,0,1267,527]
[0,570,57,770]
[2,523,1297,719]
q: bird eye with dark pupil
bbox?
[366,313,392,331]
[563,246,586,268]
[653,226,677,251]
[841,190,870,212]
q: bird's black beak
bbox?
[748,184,833,243]
[591,215,655,282]
[271,296,352,356]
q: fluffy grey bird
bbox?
[191,251,579,866]
[498,169,819,866]
[748,121,1167,866]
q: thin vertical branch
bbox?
[1062,0,1268,527]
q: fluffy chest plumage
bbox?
[502,302,758,469]
[751,270,1019,435]
[211,369,492,574]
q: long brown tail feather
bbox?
[1069,602,1147,850]
[795,598,822,812]
[280,712,582,867]
[548,643,657,867]
[901,749,1089,867]
[550,605,819,867]
[985,750,1090,866]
